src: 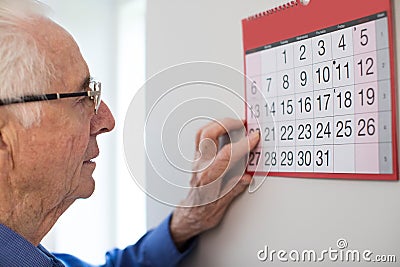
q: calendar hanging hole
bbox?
[300,0,310,6]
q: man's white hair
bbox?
[0,0,54,127]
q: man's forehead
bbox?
[22,17,69,47]
[26,17,90,90]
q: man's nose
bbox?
[90,101,115,136]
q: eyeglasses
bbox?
[0,80,102,114]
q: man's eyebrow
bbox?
[78,75,92,92]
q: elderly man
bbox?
[0,0,259,266]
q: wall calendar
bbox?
[243,0,398,180]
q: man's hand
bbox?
[170,118,260,250]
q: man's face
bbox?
[2,19,115,208]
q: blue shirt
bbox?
[0,214,194,267]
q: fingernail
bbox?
[249,131,260,140]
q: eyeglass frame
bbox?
[0,80,102,114]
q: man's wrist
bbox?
[169,211,199,252]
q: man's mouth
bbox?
[83,153,99,164]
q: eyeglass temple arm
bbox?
[0,92,91,106]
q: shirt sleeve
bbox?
[54,214,197,267]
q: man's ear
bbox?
[0,117,7,150]
[0,118,11,172]
[0,132,6,150]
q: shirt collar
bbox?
[0,223,62,267]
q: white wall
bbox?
[145,0,400,266]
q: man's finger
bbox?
[204,131,259,182]
[195,118,245,151]
[194,131,259,185]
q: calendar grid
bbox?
[245,11,396,179]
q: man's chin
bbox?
[78,177,95,199]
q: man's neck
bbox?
[0,184,74,246]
